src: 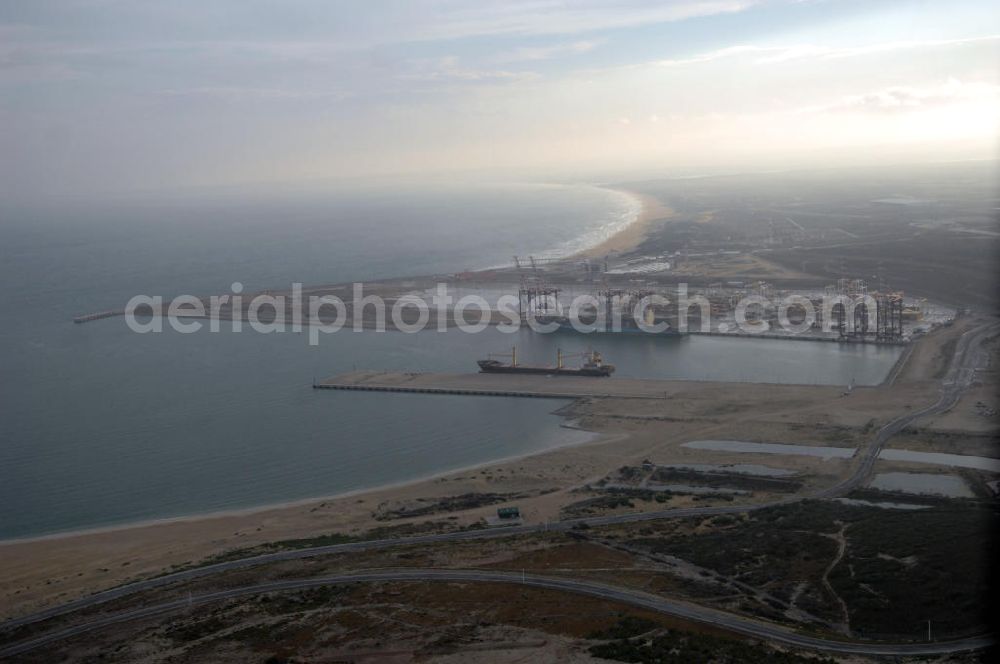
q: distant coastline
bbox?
[572,188,674,260]
[500,184,673,265]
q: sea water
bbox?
[0,183,899,538]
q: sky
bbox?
[1,0,998,200]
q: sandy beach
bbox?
[0,168,989,632]
[0,423,632,620]
[0,412,697,620]
[1,316,982,622]
[0,378,877,620]
[575,188,674,259]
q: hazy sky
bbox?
[1,0,998,199]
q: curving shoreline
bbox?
[573,188,674,259]
[0,318,987,630]
[0,426,606,548]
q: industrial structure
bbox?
[829,280,906,342]
[506,255,918,344]
[515,256,562,322]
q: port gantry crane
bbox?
[597,285,661,331]
[513,255,561,323]
[830,285,905,342]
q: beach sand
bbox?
[575,189,675,259]
[0,315,973,622]
[0,214,983,626]
[0,379,873,621]
[1,199,711,621]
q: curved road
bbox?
[0,569,993,658]
[817,320,998,498]
[2,320,996,656]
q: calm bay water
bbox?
[0,183,901,539]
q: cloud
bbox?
[822,79,1000,114]
[653,34,1000,68]
[652,44,767,67]
[0,1,764,61]
[156,86,352,101]
[409,0,760,40]
[0,1,768,88]
[492,39,603,63]
[2,1,997,198]
[401,55,539,83]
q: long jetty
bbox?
[313,371,679,400]
[73,310,125,324]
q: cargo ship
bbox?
[477,347,615,377]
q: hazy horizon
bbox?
[2,0,998,203]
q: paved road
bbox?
[0,569,993,658]
[816,320,998,498]
[2,320,995,656]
